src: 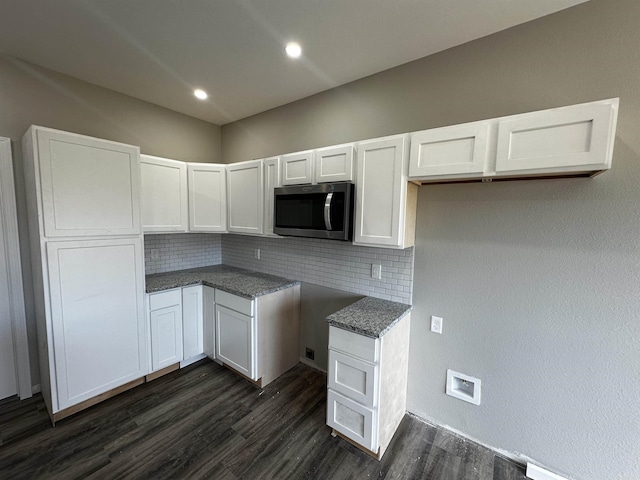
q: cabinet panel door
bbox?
[150,305,183,371]
[46,238,147,410]
[141,155,188,233]
[188,164,227,232]
[263,157,280,236]
[315,144,355,183]
[328,350,378,408]
[182,285,204,360]
[327,389,377,452]
[354,135,408,248]
[281,150,314,185]
[215,304,257,380]
[203,286,216,360]
[496,101,617,174]
[36,128,141,238]
[227,160,263,235]
[409,122,490,177]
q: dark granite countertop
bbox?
[145,265,300,299]
[326,296,412,338]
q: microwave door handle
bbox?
[324,193,333,230]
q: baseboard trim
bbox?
[31,384,41,394]
[526,462,569,480]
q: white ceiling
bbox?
[0,0,588,125]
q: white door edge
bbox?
[0,137,32,399]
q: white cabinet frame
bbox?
[141,155,188,233]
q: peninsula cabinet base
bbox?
[50,377,145,425]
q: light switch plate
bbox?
[431,316,443,334]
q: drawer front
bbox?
[328,349,378,408]
[148,288,181,311]
[215,289,254,316]
[329,326,379,364]
[327,389,377,452]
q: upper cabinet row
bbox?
[141,98,619,248]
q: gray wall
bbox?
[220,1,640,478]
[0,55,222,388]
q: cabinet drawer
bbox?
[327,389,377,452]
[149,289,181,311]
[328,349,378,408]
[215,289,254,316]
[329,326,379,364]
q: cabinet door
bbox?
[495,101,617,174]
[315,144,355,183]
[182,285,204,360]
[36,128,141,238]
[281,150,314,185]
[150,305,183,372]
[141,155,188,233]
[327,389,377,452]
[354,135,408,248]
[409,122,490,178]
[188,164,227,232]
[263,157,281,236]
[215,304,257,380]
[227,160,264,235]
[203,286,216,360]
[46,238,147,410]
[328,349,378,408]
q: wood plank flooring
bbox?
[0,360,527,479]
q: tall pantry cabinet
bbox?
[23,126,148,422]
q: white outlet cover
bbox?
[371,263,382,279]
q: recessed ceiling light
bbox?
[194,89,208,100]
[285,42,302,59]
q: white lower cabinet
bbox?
[327,314,411,459]
[148,289,183,372]
[203,286,216,360]
[215,303,257,380]
[182,285,204,360]
[215,285,300,387]
[47,238,147,411]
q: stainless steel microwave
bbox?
[274,182,355,241]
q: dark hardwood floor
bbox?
[0,360,527,479]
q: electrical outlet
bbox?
[254,248,260,260]
[305,347,315,360]
[430,315,443,334]
[151,249,159,260]
[371,263,382,279]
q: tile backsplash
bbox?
[222,235,414,304]
[144,233,222,274]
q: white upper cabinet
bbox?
[409,122,490,178]
[495,99,618,175]
[31,127,141,238]
[263,156,281,236]
[281,150,314,185]
[140,155,188,233]
[315,144,356,183]
[408,98,619,183]
[227,160,264,235]
[187,163,227,232]
[354,135,416,249]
